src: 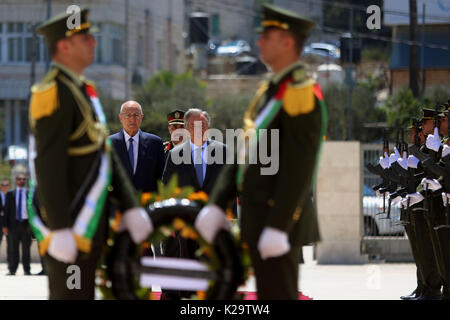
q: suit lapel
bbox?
[118,130,133,175]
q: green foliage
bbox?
[323,81,386,142]
[361,47,390,63]
[133,70,208,141]
[383,86,450,140]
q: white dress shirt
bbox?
[123,130,140,174]
[15,187,28,220]
[190,141,208,180]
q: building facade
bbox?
[0,0,185,155]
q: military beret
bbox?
[37,7,98,48]
[167,109,185,125]
[256,3,316,38]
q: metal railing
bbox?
[361,144,412,262]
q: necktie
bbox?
[194,146,204,187]
[17,189,22,222]
[128,137,134,174]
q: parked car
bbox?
[363,184,405,236]
[207,39,221,56]
[216,40,251,57]
[302,42,340,61]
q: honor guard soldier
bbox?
[194,4,326,299]
[29,8,152,299]
[164,109,186,155]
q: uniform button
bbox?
[108,185,114,192]
[268,199,275,207]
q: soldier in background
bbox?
[164,109,186,156]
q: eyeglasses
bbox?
[16,178,26,181]
[121,113,142,119]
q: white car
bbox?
[363,185,405,236]
[302,42,340,61]
[216,40,251,57]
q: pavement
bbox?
[0,246,417,300]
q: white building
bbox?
[0,0,185,153]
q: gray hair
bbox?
[184,108,210,126]
[120,101,143,114]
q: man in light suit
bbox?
[161,108,227,299]
[110,101,165,193]
[4,173,32,275]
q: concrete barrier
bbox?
[315,141,369,264]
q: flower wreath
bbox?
[96,175,251,300]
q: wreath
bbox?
[96,175,251,300]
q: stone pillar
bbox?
[315,141,368,264]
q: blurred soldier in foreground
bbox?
[194,4,326,299]
[29,8,151,299]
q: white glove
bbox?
[401,193,424,209]
[443,145,450,158]
[421,178,442,191]
[257,227,291,260]
[389,148,401,166]
[426,127,441,152]
[195,204,231,243]
[376,190,389,198]
[119,207,153,244]
[407,155,420,169]
[397,152,408,170]
[48,228,78,264]
[379,152,390,169]
[441,192,450,207]
[391,195,403,207]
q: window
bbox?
[93,23,124,66]
[2,22,46,64]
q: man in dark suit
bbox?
[3,173,32,275]
[163,108,227,195]
[161,108,227,299]
[110,100,165,193]
[0,179,10,254]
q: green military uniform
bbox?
[161,109,185,300]
[209,4,324,300]
[410,108,445,299]
[29,9,139,299]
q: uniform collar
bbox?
[52,62,85,87]
[271,60,304,85]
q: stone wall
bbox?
[315,141,369,264]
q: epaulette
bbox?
[29,68,60,121]
[283,76,316,117]
[82,77,97,89]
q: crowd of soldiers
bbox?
[369,99,450,300]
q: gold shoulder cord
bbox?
[57,74,108,156]
[243,81,269,131]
